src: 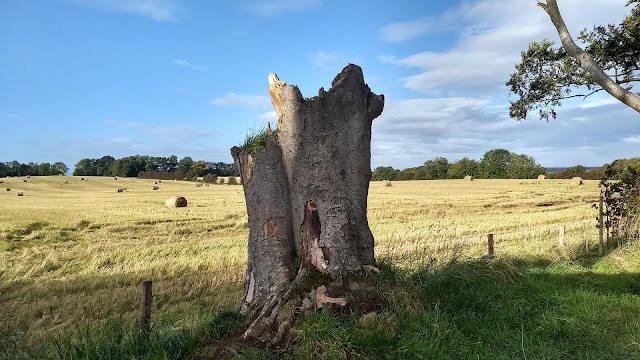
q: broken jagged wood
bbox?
[231,64,384,341]
[316,285,347,308]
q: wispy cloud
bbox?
[258,111,277,122]
[371,96,639,169]
[309,51,339,69]
[67,0,181,22]
[378,0,629,96]
[379,13,457,42]
[1,113,21,121]
[172,59,208,72]
[623,136,640,144]
[210,92,271,108]
[246,0,321,17]
[106,120,212,141]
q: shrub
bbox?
[203,173,218,184]
[598,158,640,243]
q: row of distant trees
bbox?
[72,155,239,179]
[0,161,69,177]
[372,149,548,181]
[371,149,633,181]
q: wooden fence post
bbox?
[140,280,152,332]
[599,195,604,255]
[487,233,494,257]
[559,226,565,247]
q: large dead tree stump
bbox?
[231,64,384,341]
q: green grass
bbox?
[1,309,245,360]
[241,129,267,156]
[237,245,640,359]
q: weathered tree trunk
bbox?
[231,64,384,341]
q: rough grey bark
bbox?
[538,0,640,114]
[231,64,384,340]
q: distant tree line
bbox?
[546,166,603,180]
[372,149,637,181]
[0,161,69,177]
[372,149,547,181]
[72,155,239,179]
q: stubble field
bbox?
[0,175,606,354]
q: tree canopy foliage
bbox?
[0,161,68,177]
[507,0,640,120]
[71,155,238,179]
[372,149,546,181]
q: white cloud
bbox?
[623,136,640,144]
[577,97,619,109]
[106,120,211,141]
[379,0,630,95]
[369,0,638,169]
[1,113,21,121]
[378,11,459,43]
[370,96,639,169]
[210,92,271,108]
[67,0,180,22]
[379,17,434,43]
[258,111,277,122]
[246,0,321,17]
[172,59,208,72]
[309,51,339,69]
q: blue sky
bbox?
[0,0,638,171]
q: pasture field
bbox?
[0,175,633,358]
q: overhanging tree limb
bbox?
[537,0,640,113]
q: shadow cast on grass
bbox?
[2,249,639,360]
[275,252,640,360]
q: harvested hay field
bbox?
[0,176,605,353]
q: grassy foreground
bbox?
[1,176,638,359]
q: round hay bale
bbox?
[571,177,583,185]
[6,188,10,191]
[464,175,474,181]
[0,180,3,184]
[117,188,124,193]
[17,192,23,196]
[114,177,118,180]
[195,183,203,187]
[152,186,159,190]
[165,196,187,208]
[23,179,27,183]
[537,175,546,180]
[154,181,158,184]
[382,180,392,187]
[81,177,85,181]
[64,180,69,184]
[26,175,30,179]
[158,180,162,183]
